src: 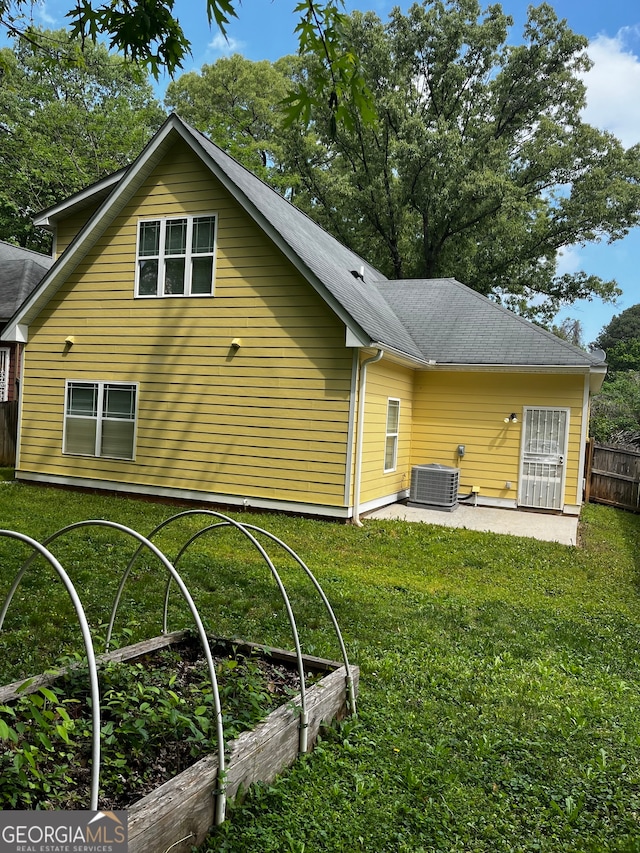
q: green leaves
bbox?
[205,0,239,35]
[0,637,296,809]
[2,483,640,845]
[285,0,375,135]
[1,2,374,131]
[589,305,640,444]
[278,0,639,321]
[0,27,164,249]
[165,54,297,192]
[66,0,191,79]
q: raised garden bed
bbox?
[0,630,359,853]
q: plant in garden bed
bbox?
[0,637,312,810]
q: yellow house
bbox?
[2,115,606,520]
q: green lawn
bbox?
[0,482,639,851]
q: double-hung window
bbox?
[136,214,217,297]
[384,398,400,472]
[64,381,137,460]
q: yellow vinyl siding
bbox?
[55,201,104,257]
[412,371,585,506]
[358,359,413,505]
[19,139,353,508]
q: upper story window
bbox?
[136,214,217,297]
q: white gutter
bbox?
[352,348,384,527]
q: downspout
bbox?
[14,342,24,472]
[352,348,384,527]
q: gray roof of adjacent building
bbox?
[0,241,54,322]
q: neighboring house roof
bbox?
[0,241,54,323]
[376,279,606,368]
[0,115,606,376]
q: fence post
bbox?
[584,437,594,504]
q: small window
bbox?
[136,214,216,297]
[384,398,400,472]
[64,381,137,460]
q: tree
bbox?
[590,371,640,444]
[278,0,639,322]
[0,0,232,75]
[164,54,298,195]
[0,0,370,128]
[591,304,640,373]
[0,30,165,250]
[550,318,585,349]
[596,304,640,351]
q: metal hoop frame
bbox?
[0,513,355,816]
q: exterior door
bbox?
[519,407,569,510]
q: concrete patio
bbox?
[367,501,580,546]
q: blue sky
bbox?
[32,0,640,344]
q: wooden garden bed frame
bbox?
[0,630,359,853]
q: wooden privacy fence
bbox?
[587,441,640,512]
[0,401,17,467]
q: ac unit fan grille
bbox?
[409,464,460,509]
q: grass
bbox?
[1,482,640,851]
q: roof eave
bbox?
[420,362,604,373]
[3,116,186,339]
[33,171,126,228]
[589,365,607,394]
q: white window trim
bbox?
[135,213,217,298]
[384,397,400,473]
[63,380,138,460]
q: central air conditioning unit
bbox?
[409,463,460,511]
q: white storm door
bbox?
[519,407,569,510]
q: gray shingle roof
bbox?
[186,121,600,369]
[188,123,424,359]
[375,279,604,367]
[0,242,53,321]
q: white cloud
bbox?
[582,29,640,148]
[208,32,244,55]
[555,245,582,277]
[33,1,57,26]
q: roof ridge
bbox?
[0,240,53,263]
[181,116,386,280]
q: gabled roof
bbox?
[376,279,605,368]
[2,114,421,357]
[0,115,605,377]
[0,241,53,322]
